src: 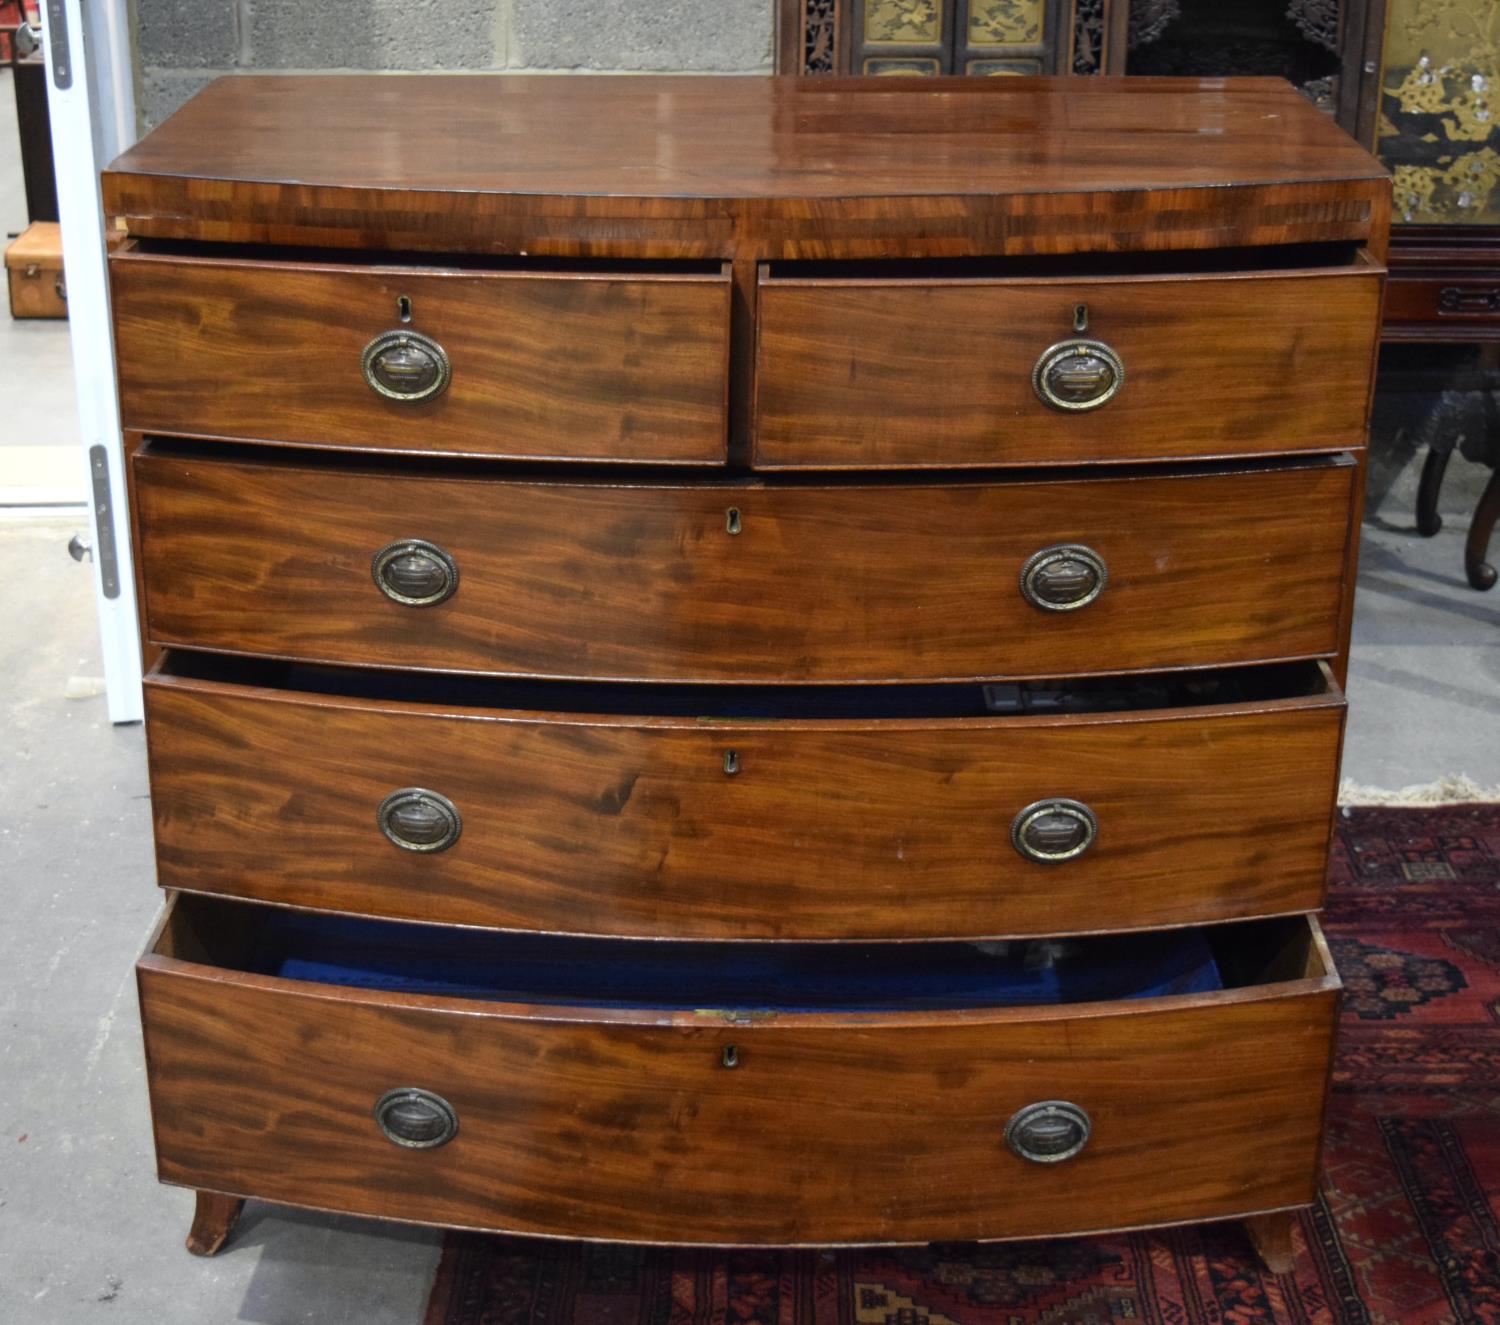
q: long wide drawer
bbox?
[145,657,1344,940]
[111,249,732,463]
[132,447,1356,683]
[139,896,1339,1245]
[754,260,1382,469]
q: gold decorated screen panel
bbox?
[864,56,944,73]
[968,0,1043,46]
[865,0,943,45]
[1379,0,1500,224]
[967,57,1043,73]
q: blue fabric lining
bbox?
[251,912,1223,1012]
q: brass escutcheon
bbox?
[1032,337,1124,412]
[1010,798,1098,865]
[373,1087,459,1149]
[362,329,451,402]
[378,787,463,853]
[1004,1100,1091,1164]
[371,538,459,607]
[1019,544,1108,613]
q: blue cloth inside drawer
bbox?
[250,913,1223,1012]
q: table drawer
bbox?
[139,895,1338,1246]
[754,261,1382,469]
[133,447,1355,683]
[145,657,1344,941]
[111,250,731,463]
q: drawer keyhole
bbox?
[721,1044,740,1069]
[722,749,740,776]
[725,507,742,535]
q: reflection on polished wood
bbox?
[139,898,1339,1247]
[103,75,1387,259]
[133,449,1355,684]
[143,661,1345,940]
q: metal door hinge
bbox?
[88,445,121,599]
[46,0,71,89]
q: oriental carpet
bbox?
[424,805,1500,1325]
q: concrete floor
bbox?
[1,57,1498,1324]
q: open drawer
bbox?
[144,655,1345,941]
[138,894,1340,1246]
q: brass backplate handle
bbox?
[1004,1100,1091,1164]
[371,538,459,607]
[361,329,451,402]
[378,787,462,853]
[373,1087,459,1149]
[1019,544,1107,612]
[1010,798,1098,864]
[1032,337,1124,412]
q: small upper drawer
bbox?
[754,259,1382,470]
[110,249,731,463]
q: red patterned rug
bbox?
[423,805,1500,1325]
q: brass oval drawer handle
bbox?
[361,329,451,402]
[1005,1100,1091,1164]
[374,1087,459,1149]
[1032,337,1124,412]
[372,538,459,607]
[1011,798,1098,864]
[378,787,462,853]
[1020,543,1107,612]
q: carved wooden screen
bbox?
[776,0,1076,76]
[775,0,1380,140]
[1121,1,1384,137]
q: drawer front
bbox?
[755,267,1381,469]
[133,451,1355,683]
[139,924,1337,1245]
[111,253,731,463]
[1383,274,1500,332]
[145,669,1344,940]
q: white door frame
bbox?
[39,0,142,723]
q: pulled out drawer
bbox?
[132,445,1356,683]
[145,655,1344,941]
[139,894,1339,1245]
[754,254,1382,469]
[111,248,731,463]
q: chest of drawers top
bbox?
[105,74,1387,261]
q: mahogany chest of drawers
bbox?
[105,74,1389,1268]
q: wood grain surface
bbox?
[111,251,730,462]
[132,449,1356,683]
[138,901,1339,1245]
[102,76,1388,260]
[143,663,1345,940]
[755,265,1382,468]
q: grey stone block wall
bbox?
[133,0,775,132]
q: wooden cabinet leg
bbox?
[1464,466,1500,590]
[1416,446,1452,537]
[1244,1211,1297,1276]
[185,1191,245,1257]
